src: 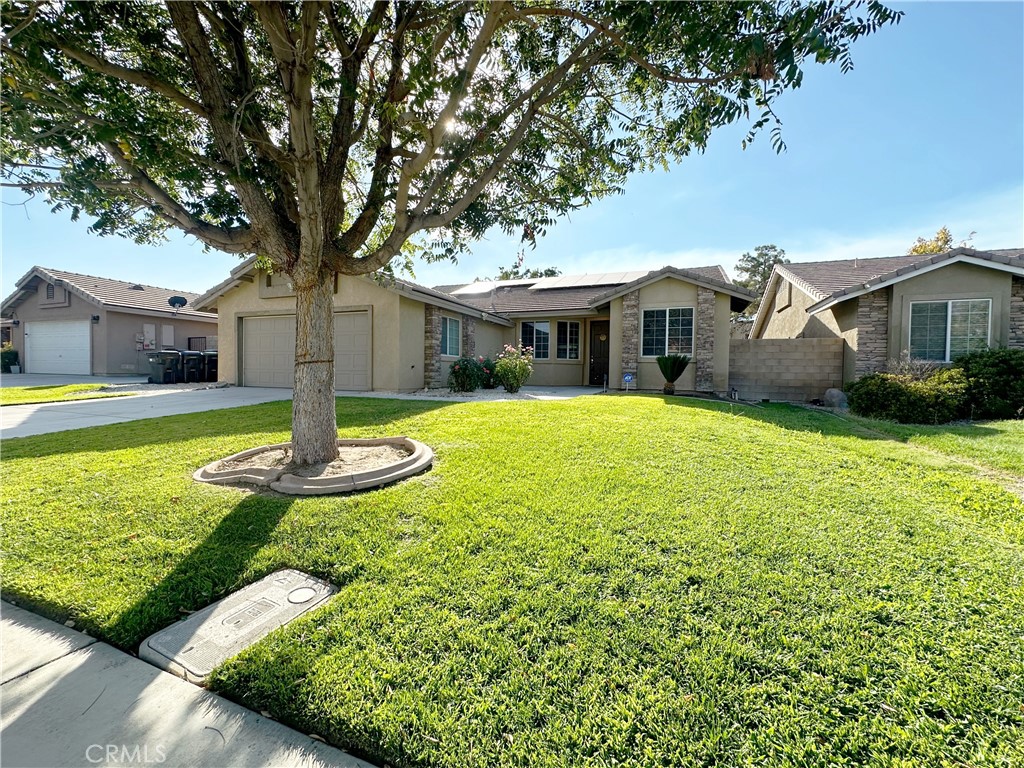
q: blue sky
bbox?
[2,2,1022,300]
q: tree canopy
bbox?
[908,226,974,255]
[735,243,788,311]
[1,1,900,463]
[489,265,562,281]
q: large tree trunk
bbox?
[291,268,339,466]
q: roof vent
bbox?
[130,283,144,290]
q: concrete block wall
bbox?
[728,337,845,402]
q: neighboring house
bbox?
[194,259,755,392]
[1,267,218,376]
[750,248,1024,382]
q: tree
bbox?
[908,226,974,255]
[491,265,562,280]
[1,1,900,465]
[735,244,788,312]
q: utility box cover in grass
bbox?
[139,569,336,683]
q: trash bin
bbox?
[180,351,203,383]
[146,351,181,384]
[200,350,218,383]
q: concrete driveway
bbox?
[1,386,293,439]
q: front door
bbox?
[589,321,610,386]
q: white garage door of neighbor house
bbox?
[241,312,370,390]
[24,320,91,375]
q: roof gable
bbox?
[1,266,216,320]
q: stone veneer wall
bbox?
[461,315,476,358]
[694,287,715,391]
[620,290,639,377]
[423,304,443,388]
[854,289,889,377]
[1010,276,1024,349]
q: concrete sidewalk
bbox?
[1,602,371,768]
[0,387,293,439]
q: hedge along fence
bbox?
[729,338,844,402]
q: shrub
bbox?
[478,357,497,389]
[494,342,534,393]
[953,348,1024,420]
[447,357,485,392]
[1,343,18,374]
[848,368,968,424]
[655,354,690,394]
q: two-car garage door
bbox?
[241,312,370,390]
[24,320,91,375]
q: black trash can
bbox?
[200,350,218,383]
[180,350,203,383]
[146,351,181,384]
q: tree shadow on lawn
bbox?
[659,394,1002,442]
[1,397,453,461]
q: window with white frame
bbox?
[521,321,550,359]
[440,316,460,356]
[556,321,580,360]
[642,308,694,356]
[909,299,990,361]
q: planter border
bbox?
[193,436,433,495]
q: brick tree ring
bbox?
[192,437,433,495]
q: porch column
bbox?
[1009,276,1024,349]
[620,290,639,384]
[854,289,889,377]
[694,287,715,391]
[461,315,476,358]
[424,304,443,388]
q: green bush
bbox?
[447,357,485,393]
[953,348,1024,420]
[494,343,534,393]
[1,343,18,373]
[848,368,968,424]
[477,357,497,389]
[655,354,690,393]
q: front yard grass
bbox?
[0,383,132,406]
[2,395,1022,767]
[844,415,1024,476]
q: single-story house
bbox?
[193,259,756,393]
[1,267,218,375]
[749,248,1024,382]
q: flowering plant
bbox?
[478,356,497,389]
[447,356,485,392]
[494,342,534,393]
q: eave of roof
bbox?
[805,249,1024,314]
[588,265,757,307]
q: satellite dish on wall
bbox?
[168,296,187,314]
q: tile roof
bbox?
[2,267,215,320]
[435,265,742,314]
[779,248,1024,303]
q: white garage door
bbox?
[241,312,370,390]
[24,320,91,375]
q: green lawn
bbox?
[2,396,1022,768]
[0,383,132,406]
[844,415,1024,476]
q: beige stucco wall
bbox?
[635,279,698,391]
[215,272,410,388]
[474,320,508,360]
[509,315,589,386]
[397,296,426,391]
[889,263,1013,357]
[609,298,624,387]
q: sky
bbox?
[2,2,1022,301]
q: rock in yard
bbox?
[824,388,848,409]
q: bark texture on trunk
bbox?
[291,271,339,466]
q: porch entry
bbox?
[589,320,610,386]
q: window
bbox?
[642,308,694,356]
[556,321,580,360]
[45,283,55,300]
[909,299,990,362]
[440,316,460,356]
[521,321,550,359]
